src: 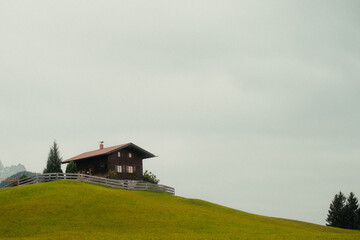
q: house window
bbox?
[100,162,105,168]
[127,166,134,173]
[118,152,121,157]
[115,165,123,173]
[129,153,132,158]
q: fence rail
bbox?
[5,173,175,195]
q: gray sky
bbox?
[1,0,359,225]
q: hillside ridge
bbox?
[0,181,359,240]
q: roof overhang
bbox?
[62,142,156,164]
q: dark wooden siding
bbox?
[76,155,107,176]
[72,147,144,180]
[107,148,143,180]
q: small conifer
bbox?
[65,161,77,173]
[43,141,63,173]
[326,192,346,228]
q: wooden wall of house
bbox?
[76,156,107,176]
[107,148,143,180]
[70,147,146,180]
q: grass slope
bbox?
[0,181,359,240]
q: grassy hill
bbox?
[0,181,359,240]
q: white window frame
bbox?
[115,165,122,173]
[127,166,134,173]
[129,153,132,158]
[118,152,121,157]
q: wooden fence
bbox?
[4,173,175,195]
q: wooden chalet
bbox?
[62,142,155,180]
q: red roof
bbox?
[62,143,155,163]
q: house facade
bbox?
[62,143,155,180]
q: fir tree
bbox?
[343,192,359,229]
[355,208,360,230]
[43,141,63,173]
[326,191,346,228]
[65,161,77,173]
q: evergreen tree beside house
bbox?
[65,161,77,173]
[43,141,63,173]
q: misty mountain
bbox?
[0,171,36,188]
[0,160,26,179]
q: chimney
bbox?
[100,141,104,150]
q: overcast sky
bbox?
[1,0,359,225]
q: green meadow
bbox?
[0,181,359,240]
